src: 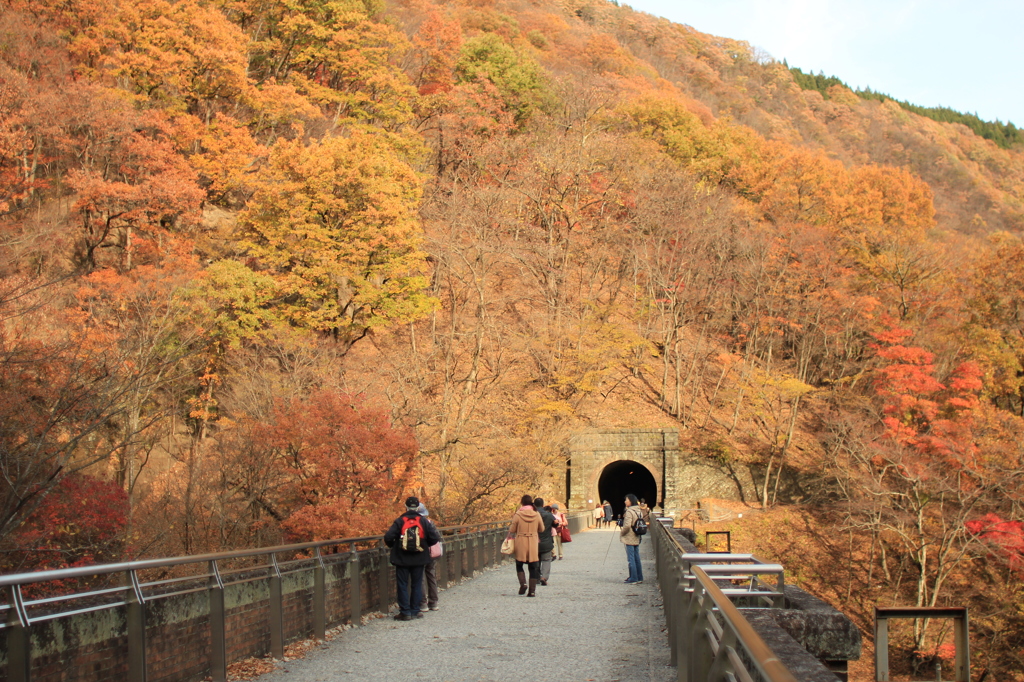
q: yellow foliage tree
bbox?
[237,133,436,350]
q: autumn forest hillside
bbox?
[3,0,1024,676]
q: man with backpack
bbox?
[620,493,647,584]
[384,496,442,621]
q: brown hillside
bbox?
[2,0,1024,675]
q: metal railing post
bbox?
[452,536,463,585]
[208,560,227,682]
[695,589,717,682]
[348,549,361,625]
[269,554,284,659]
[313,548,326,639]
[6,585,31,682]
[438,537,449,587]
[775,566,786,607]
[709,626,737,681]
[874,612,889,682]
[378,542,390,615]
[126,570,147,682]
[954,611,970,682]
[675,576,688,681]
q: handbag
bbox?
[559,525,571,543]
[500,537,515,555]
[430,541,443,558]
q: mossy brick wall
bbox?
[0,549,395,682]
[7,607,131,682]
[146,591,211,682]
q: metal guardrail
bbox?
[0,511,592,682]
[652,517,799,682]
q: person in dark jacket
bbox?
[603,501,614,528]
[417,503,440,611]
[384,496,442,620]
[534,499,555,586]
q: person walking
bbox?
[602,500,614,528]
[507,494,544,597]
[551,503,567,560]
[534,498,555,586]
[384,496,441,620]
[416,503,440,612]
[620,493,644,584]
[593,503,604,528]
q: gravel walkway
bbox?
[254,527,674,682]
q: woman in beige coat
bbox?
[507,494,545,596]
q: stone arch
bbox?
[567,428,679,517]
[596,459,658,519]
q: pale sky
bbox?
[624,0,1024,127]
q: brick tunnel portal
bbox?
[598,460,657,519]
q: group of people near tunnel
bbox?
[593,497,651,528]
[505,496,568,596]
[383,490,650,619]
[508,492,651,594]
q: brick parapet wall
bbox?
[0,543,492,682]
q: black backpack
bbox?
[399,516,426,552]
[631,508,648,536]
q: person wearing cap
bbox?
[417,503,440,611]
[550,502,567,560]
[384,496,441,621]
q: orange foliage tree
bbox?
[828,321,1024,651]
[223,390,419,542]
[0,474,129,576]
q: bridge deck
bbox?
[253,527,673,682]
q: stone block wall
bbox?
[567,428,758,519]
[568,428,680,514]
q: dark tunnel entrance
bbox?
[597,460,658,520]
